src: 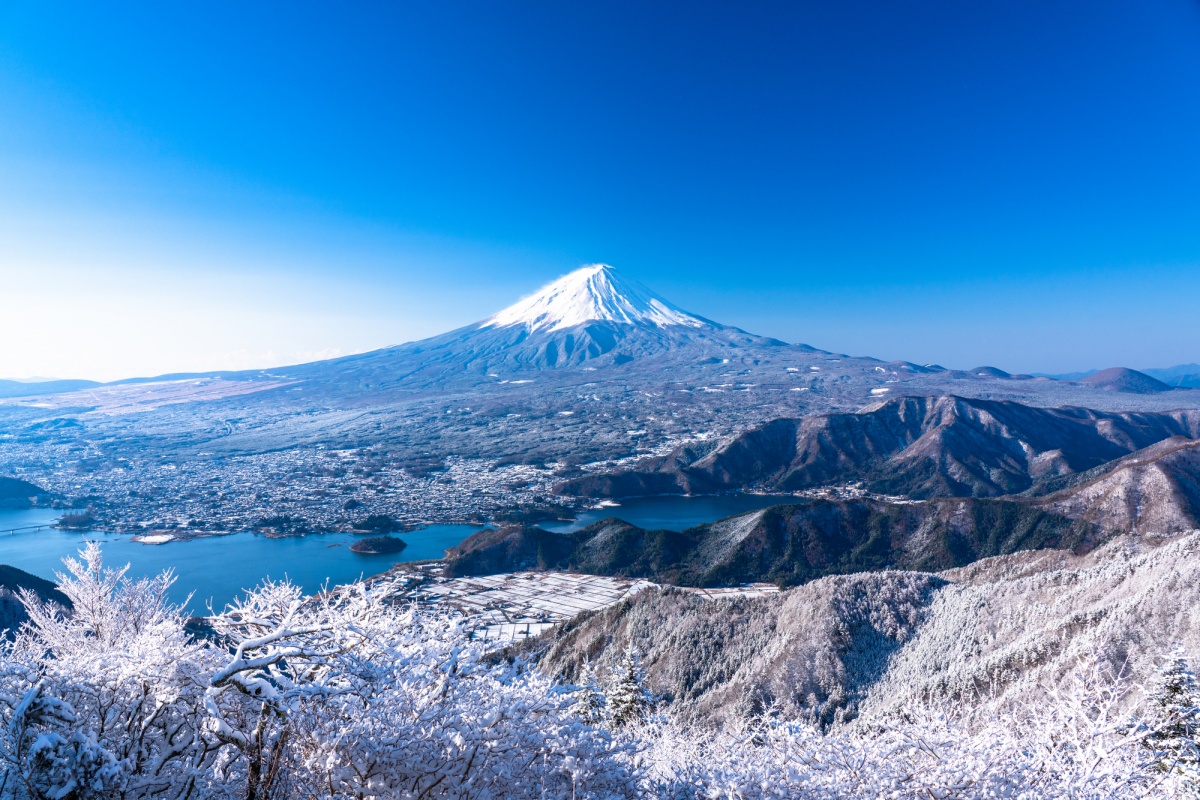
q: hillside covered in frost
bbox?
[1,541,1199,799]
[520,530,1200,729]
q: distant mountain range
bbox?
[1041,363,1200,389]
[446,430,1200,586]
[4,264,1192,395]
[558,395,1200,499]
[1145,363,1200,388]
[443,431,1200,618]
[0,379,100,399]
[415,390,1200,593]
[424,391,1200,591]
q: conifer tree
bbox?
[1143,646,1200,791]
[573,658,608,725]
[607,644,652,728]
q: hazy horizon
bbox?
[2,261,1198,384]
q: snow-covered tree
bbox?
[2,544,1199,799]
[0,546,641,799]
[573,658,608,726]
[203,575,641,799]
[607,645,651,729]
[1142,646,1200,793]
[0,542,226,800]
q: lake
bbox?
[0,508,482,615]
[0,493,799,614]
[540,493,799,533]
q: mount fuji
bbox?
[3,263,1199,482]
[458,263,784,369]
[483,264,710,332]
[289,264,783,386]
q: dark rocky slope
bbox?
[444,497,1080,587]
[0,565,70,633]
[0,476,52,509]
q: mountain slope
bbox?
[1079,367,1173,394]
[559,396,1200,499]
[0,564,70,634]
[515,531,1200,727]
[0,476,51,509]
[1034,436,1200,535]
[442,496,1079,587]
[286,264,783,384]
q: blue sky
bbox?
[2,1,1199,380]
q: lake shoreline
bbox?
[0,494,821,615]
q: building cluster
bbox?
[0,439,575,534]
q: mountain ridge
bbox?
[507,530,1200,727]
[558,395,1200,499]
[442,496,1082,587]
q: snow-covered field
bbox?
[380,568,779,643]
[410,571,656,642]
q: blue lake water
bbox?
[0,494,799,614]
[540,494,799,533]
[0,508,481,615]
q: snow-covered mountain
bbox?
[13,262,1200,483]
[295,264,783,383]
[483,264,711,332]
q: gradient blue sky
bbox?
[2,1,1199,380]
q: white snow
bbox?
[482,264,709,332]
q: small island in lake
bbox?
[349,535,408,555]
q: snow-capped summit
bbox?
[483,264,711,332]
